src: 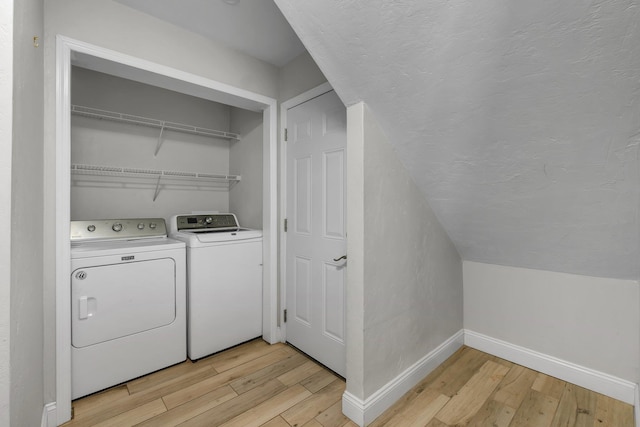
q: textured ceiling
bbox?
[114,0,305,66]
[274,0,640,280]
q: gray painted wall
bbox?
[46,1,279,99]
[11,0,44,424]
[0,2,13,423]
[278,51,328,102]
[346,103,366,400]
[229,108,263,230]
[347,102,463,398]
[71,67,233,223]
[273,0,640,282]
[464,261,640,382]
[43,0,280,403]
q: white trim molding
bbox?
[342,330,464,426]
[464,330,636,405]
[634,383,639,427]
[41,402,56,427]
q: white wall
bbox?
[345,103,366,400]
[274,0,640,283]
[278,51,328,102]
[361,105,463,396]
[46,1,279,100]
[464,261,639,382]
[229,108,263,230]
[71,67,233,223]
[10,0,45,424]
[347,102,464,399]
[0,1,13,424]
[43,0,281,403]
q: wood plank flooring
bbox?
[369,346,634,427]
[63,340,633,427]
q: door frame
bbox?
[55,36,278,424]
[278,81,336,343]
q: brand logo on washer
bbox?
[75,271,87,280]
[122,256,134,261]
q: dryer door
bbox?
[71,258,176,348]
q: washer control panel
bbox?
[175,213,239,231]
[70,218,167,241]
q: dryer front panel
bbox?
[71,258,176,348]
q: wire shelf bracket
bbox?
[152,176,162,202]
[154,124,166,157]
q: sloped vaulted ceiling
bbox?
[274,0,640,280]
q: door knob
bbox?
[333,255,347,262]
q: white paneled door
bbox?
[285,90,347,377]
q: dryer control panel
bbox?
[70,218,167,241]
[174,213,239,231]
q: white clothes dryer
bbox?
[70,218,186,399]
[169,213,263,360]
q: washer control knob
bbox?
[112,223,123,232]
[149,222,157,229]
[205,216,213,224]
[87,225,96,232]
[137,223,145,230]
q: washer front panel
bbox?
[186,239,263,359]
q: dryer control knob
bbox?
[137,223,145,230]
[149,222,157,229]
[112,223,123,232]
[205,216,213,224]
[87,225,96,232]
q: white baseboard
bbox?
[342,391,366,427]
[41,402,56,427]
[342,330,464,426]
[634,384,639,427]
[464,330,636,405]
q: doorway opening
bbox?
[279,83,347,378]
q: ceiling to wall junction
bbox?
[274,0,640,280]
[113,0,306,67]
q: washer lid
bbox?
[195,228,262,243]
[171,228,262,244]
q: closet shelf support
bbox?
[154,124,166,157]
[152,175,162,202]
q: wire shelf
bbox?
[71,164,241,182]
[71,105,240,140]
[71,164,241,201]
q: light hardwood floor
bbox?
[63,339,633,426]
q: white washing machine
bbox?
[70,218,186,399]
[169,213,263,359]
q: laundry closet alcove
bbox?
[54,37,278,425]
